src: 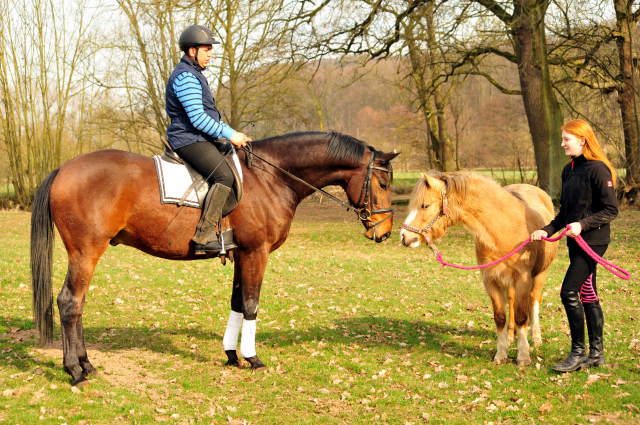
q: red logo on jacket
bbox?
[607,181,613,187]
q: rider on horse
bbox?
[166,25,251,254]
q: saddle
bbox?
[154,140,243,216]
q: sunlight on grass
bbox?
[0,206,639,424]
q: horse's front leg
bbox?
[223,248,268,371]
[484,276,509,363]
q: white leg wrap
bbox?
[240,319,257,358]
[222,311,243,351]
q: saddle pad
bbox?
[153,148,244,209]
[153,155,202,208]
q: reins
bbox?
[426,226,631,280]
[240,144,393,228]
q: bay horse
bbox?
[31,131,398,386]
[400,172,558,366]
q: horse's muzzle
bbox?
[400,231,422,248]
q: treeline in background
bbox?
[1,0,639,209]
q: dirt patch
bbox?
[35,340,172,388]
[0,328,38,343]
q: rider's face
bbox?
[189,44,214,68]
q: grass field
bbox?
[0,204,639,424]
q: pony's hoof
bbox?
[517,358,531,367]
[225,350,240,367]
[532,336,542,347]
[493,356,508,365]
[244,356,267,372]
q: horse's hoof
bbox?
[73,378,89,388]
[244,356,267,372]
[225,350,240,367]
[82,367,98,378]
[493,357,508,365]
[517,358,531,367]
[532,337,542,347]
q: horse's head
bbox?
[345,150,399,243]
[400,173,451,248]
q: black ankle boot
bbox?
[195,228,238,255]
[583,301,605,367]
[553,292,588,372]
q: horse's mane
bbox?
[410,170,505,209]
[254,131,369,163]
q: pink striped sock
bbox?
[580,274,599,303]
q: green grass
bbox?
[1,206,639,424]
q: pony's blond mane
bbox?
[409,171,504,211]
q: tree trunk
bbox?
[614,0,640,187]
[512,0,564,199]
[425,2,456,171]
[404,4,455,171]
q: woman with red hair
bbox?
[531,119,618,372]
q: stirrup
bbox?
[195,228,238,255]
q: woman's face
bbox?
[561,130,585,157]
[189,44,214,68]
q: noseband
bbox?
[356,148,393,229]
[401,182,449,236]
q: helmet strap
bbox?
[188,46,201,68]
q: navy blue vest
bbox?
[166,56,223,149]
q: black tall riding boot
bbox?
[193,184,236,254]
[552,291,588,372]
[583,301,606,367]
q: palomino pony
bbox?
[400,172,558,366]
[31,131,398,386]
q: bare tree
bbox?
[0,0,96,208]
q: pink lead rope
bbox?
[433,225,631,280]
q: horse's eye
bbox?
[421,204,430,210]
[379,181,388,190]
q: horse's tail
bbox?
[31,168,60,346]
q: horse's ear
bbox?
[377,152,400,164]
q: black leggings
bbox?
[560,240,608,303]
[175,141,234,188]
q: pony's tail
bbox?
[31,168,60,347]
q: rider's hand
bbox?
[229,132,251,148]
[530,230,548,241]
[566,222,582,238]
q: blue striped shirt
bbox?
[173,72,235,140]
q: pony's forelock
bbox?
[409,176,428,210]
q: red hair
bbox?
[561,119,617,188]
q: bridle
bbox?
[355,147,394,230]
[241,144,393,230]
[401,182,450,252]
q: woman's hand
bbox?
[229,132,252,148]
[566,222,582,238]
[530,230,548,241]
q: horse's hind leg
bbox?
[507,286,516,345]
[514,276,532,366]
[529,272,546,347]
[76,297,97,377]
[58,250,103,386]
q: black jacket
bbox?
[542,155,618,245]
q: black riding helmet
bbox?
[179,25,219,66]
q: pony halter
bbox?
[401,182,449,235]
